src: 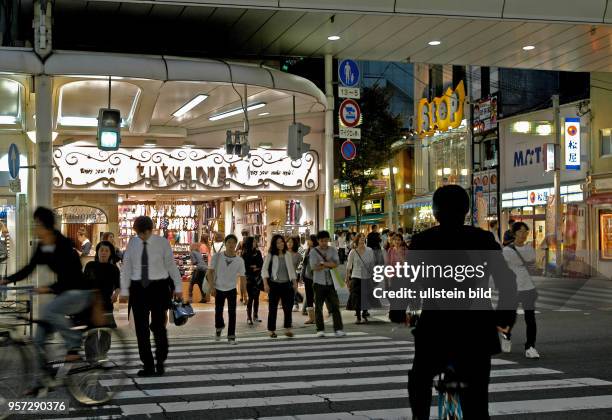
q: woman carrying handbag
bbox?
[262,235,298,338]
[345,233,375,324]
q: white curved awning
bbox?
[0,48,43,75]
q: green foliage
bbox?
[337,86,402,227]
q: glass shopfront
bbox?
[428,130,469,191]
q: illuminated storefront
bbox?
[499,103,589,276]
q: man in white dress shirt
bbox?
[120,216,182,377]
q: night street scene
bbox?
[1,1,612,419]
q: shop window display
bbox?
[600,211,612,260]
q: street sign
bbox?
[341,140,357,160]
[9,178,21,193]
[339,99,361,128]
[338,59,360,87]
[8,143,19,179]
[338,86,360,99]
[339,126,361,139]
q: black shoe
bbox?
[156,363,165,376]
[247,319,254,326]
[363,310,371,318]
[137,368,157,377]
[254,316,262,323]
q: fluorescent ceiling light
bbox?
[181,141,195,149]
[328,35,341,41]
[258,112,270,116]
[59,116,127,127]
[523,45,535,51]
[0,115,17,124]
[259,142,272,149]
[144,139,157,146]
[428,40,441,46]
[58,116,99,127]
[209,103,266,121]
[26,131,59,143]
[172,94,208,117]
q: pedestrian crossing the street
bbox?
[37,331,612,419]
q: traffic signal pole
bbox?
[324,54,335,233]
[553,94,563,276]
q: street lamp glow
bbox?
[523,45,535,51]
[536,124,552,136]
[328,35,341,41]
[513,121,531,133]
[428,40,441,46]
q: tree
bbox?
[337,86,402,230]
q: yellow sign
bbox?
[416,81,465,136]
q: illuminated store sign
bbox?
[53,146,319,192]
[416,81,465,136]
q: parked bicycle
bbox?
[0,286,129,419]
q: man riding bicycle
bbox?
[395,186,518,419]
[0,207,92,367]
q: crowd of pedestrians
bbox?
[0,186,542,418]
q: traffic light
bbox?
[226,130,251,158]
[97,108,121,151]
[287,122,310,160]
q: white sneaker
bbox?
[293,304,299,312]
[525,347,540,359]
[334,330,346,338]
[215,328,223,341]
[316,331,326,338]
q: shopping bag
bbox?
[330,268,346,289]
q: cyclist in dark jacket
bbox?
[1,207,92,361]
[401,186,518,420]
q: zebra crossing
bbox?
[34,330,612,419]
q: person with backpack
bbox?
[502,221,540,359]
[206,234,245,345]
[309,230,345,338]
[262,235,298,338]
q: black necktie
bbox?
[141,241,150,288]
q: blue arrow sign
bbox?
[8,143,19,179]
[338,59,360,87]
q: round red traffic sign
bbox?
[339,99,361,128]
[341,140,357,160]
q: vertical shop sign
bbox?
[564,117,581,170]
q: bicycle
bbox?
[0,286,130,419]
[434,363,467,420]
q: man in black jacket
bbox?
[1,207,92,362]
[404,185,518,419]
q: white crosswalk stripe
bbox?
[44,332,612,419]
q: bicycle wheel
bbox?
[67,327,130,405]
[0,335,34,419]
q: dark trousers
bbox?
[246,280,260,320]
[189,269,207,301]
[267,281,294,331]
[338,248,346,264]
[215,288,237,337]
[130,280,170,370]
[518,288,538,349]
[408,345,492,420]
[304,277,314,308]
[349,277,369,317]
[313,283,343,332]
